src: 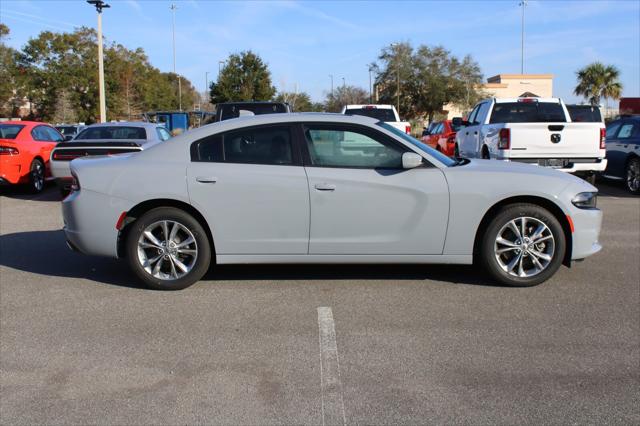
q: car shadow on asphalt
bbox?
[596,180,639,199]
[0,184,62,202]
[0,230,501,289]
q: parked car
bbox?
[62,113,602,290]
[456,97,607,183]
[602,116,639,194]
[55,124,87,141]
[0,121,63,193]
[619,97,640,115]
[212,102,291,123]
[342,104,411,134]
[421,119,462,156]
[50,122,172,193]
[565,105,602,123]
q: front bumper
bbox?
[570,207,603,260]
[62,189,133,258]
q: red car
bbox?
[421,119,462,157]
[0,121,63,193]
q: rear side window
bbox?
[31,126,52,141]
[606,122,621,139]
[344,108,397,122]
[567,105,602,122]
[490,102,567,123]
[76,126,147,140]
[219,104,288,121]
[192,126,293,165]
[617,123,637,139]
[44,126,64,142]
[0,124,24,139]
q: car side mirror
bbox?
[452,117,465,127]
[402,152,423,169]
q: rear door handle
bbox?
[196,176,217,183]
[314,183,336,191]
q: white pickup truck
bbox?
[455,97,606,182]
[342,104,411,134]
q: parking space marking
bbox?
[317,307,346,426]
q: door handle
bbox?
[314,183,336,191]
[196,176,217,183]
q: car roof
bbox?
[1,121,47,126]
[344,104,394,109]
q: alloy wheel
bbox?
[136,220,198,280]
[626,159,640,193]
[494,216,555,278]
[31,162,44,192]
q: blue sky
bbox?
[1,0,639,104]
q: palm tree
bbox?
[574,62,623,106]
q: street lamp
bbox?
[368,65,373,103]
[218,60,225,76]
[342,77,346,88]
[329,74,334,97]
[170,4,182,111]
[519,0,528,74]
[87,0,109,123]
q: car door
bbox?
[604,120,624,177]
[187,124,310,255]
[32,126,60,166]
[301,122,449,255]
[459,104,480,157]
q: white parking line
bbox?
[317,307,346,426]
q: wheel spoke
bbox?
[168,256,179,278]
[171,255,189,273]
[176,236,194,248]
[520,217,527,238]
[162,221,170,241]
[497,237,518,247]
[530,249,551,262]
[177,248,196,255]
[143,231,163,248]
[143,253,163,268]
[533,235,552,244]
[506,252,522,272]
[530,224,546,241]
[152,257,164,276]
[530,254,544,270]
[517,255,525,277]
[169,222,179,242]
[508,220,522,239]
[496,246,518,254]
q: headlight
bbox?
[572,192,597,209]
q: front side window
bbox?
[75,126,147,140]
[474,102,491,125]
[192,125,293,166]
[304,125,405,169]
[606,122,621,139]
[467,105,480,125]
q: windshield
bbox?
[75,126,147,140]
[0,124,25,139]
[345,108,397,122]
[377,122,457,167]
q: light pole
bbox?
[368,65,373,103]
[329,74,334,97]
[87,0,109,123]
[170,3,182,111]
[391,43,400,115]
[342,77,346,88]
[519,0,527,74]
[218,60,225,76]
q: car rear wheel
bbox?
[29,159,45,193]
[478,203,566,287]
[625,157,640,194]
[125,207,211,290]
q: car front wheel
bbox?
[478,203,566,287]
[125,207,211,290]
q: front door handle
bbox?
[196,176,217,183]
[314,183,336,191]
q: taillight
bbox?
[0,146,19,155]
[498,128,510,149]
[70,171,80,192]
[405,125,411,134]
[599,128,606,149]
[446,135,455,144]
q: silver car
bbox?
[51,122,172,192]
[62,114,602,290]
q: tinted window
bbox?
[617,123,636,139]
[474,102,491,124]
[76,126,147,140]
[606,122,621,139]
[55,126,78,136]
[31,126,51,141]
[490,102,566,123]
[344,108,397,122]
[567,105,602,122]
[192,126,293,165]
[219,104,288,121]
[304,124,405,168]
[466,105,480,125]
[433,123,443,134]
[44,127,64,142]
[0,124,24,139]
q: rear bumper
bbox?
[0,155,26,184]
[50,159,71,180]
[508,158,607,173]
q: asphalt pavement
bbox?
[1,181,638,425]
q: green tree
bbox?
[323,85,369,112]
[373,42,483,121]
[274,91,323,112]
[0,24,28,117]
[574,62,623,106]
[210,51,276,103]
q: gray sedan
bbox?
[62,114,602,290]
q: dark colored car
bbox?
[603,116,639,194]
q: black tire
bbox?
[478,203,566,287]
[125,207,212,290]
[28,158,45,193]
[625,157,640,195]
[481,146,490,159]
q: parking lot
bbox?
[0,182,638,425]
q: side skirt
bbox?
[216,254,473,265]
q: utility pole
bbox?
[391,43,400,115]
[218,60,225,76]
[329,74,334,97]
[368,65,373,103]
[342,77,346,89]
[87,1,109,123]
[170,3,182,111]
[519,0,527,74]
